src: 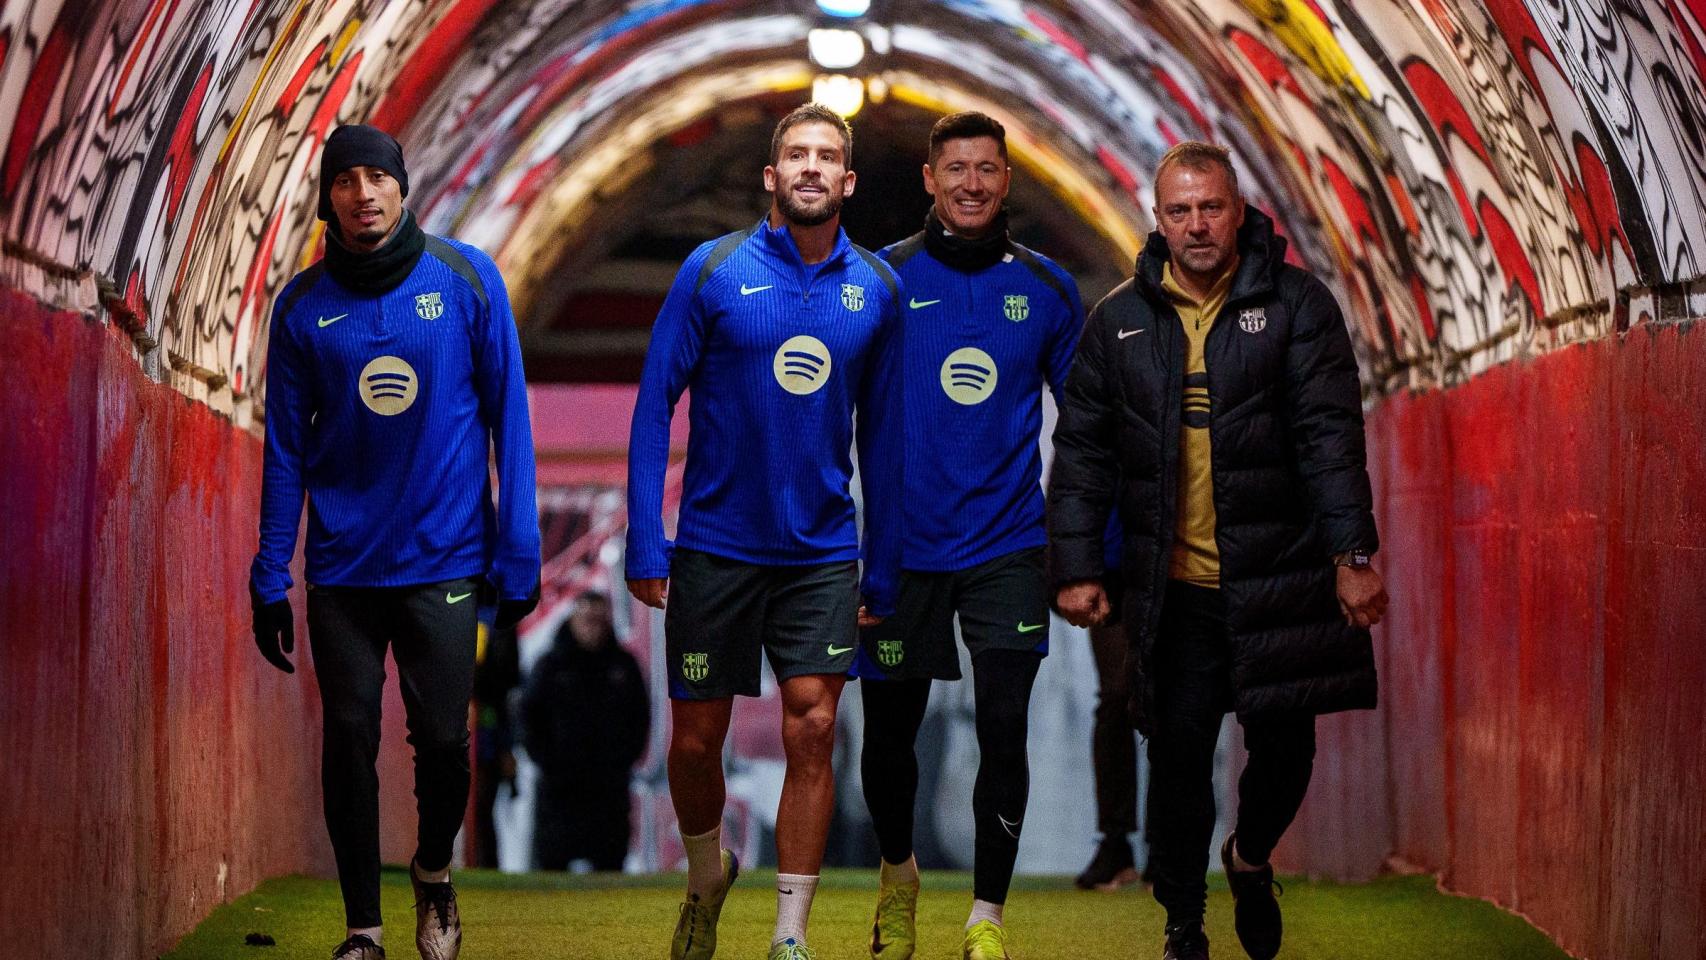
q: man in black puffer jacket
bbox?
[1046,141,1387,960]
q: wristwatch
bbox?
[1332,549,1373,569]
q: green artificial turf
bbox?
[165,866,1571,959]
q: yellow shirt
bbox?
[1161,259,1237,588]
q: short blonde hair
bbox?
[1155,141,1239,196]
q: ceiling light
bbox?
[808,28,866,69]
[812,74,865,117]
[816,0,871,17]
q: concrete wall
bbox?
[1279,319,1706,960]
[0,287,419,958]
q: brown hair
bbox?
[771,102,853,166]
[928,111,1007,165]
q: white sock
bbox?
[773,873,820,944]
[348,926,383,946]
[413,859,451,884]
[682,824,724,897]
[879,854,919,887]
[966,899,1004,928]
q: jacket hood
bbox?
[1134,203,1288,304]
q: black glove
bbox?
[492,579,541,631]
[249,583,296,673]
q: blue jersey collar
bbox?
[756,217,852,271]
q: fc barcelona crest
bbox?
[841,283,865,311]
[877,639,905,668]
[682,652,710,682]
[1004,294,1029,322]
[1238,306,1267,333]
[415,291,444,320]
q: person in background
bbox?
[521,591,650,871]
[472,621,521,868]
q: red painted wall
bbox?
[1277,321,1706,960]
[0,288,418,958]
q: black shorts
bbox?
[665,547,860,699]
[852,547,1050,682]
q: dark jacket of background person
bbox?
[1047,206,1378,736]
[520,614,650,869]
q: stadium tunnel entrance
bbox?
[3,1,1704,958]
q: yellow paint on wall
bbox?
[1239,0,1370,99]
[331,18,363,65]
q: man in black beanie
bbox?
[249,123,542,960]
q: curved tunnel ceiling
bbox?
[2,0,1703,422]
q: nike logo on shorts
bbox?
[827,644,853,656]
[1017,622,1045,633]
[447,591,472,604]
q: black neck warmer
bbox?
[923,207,1011,272]
[323,209,427,295]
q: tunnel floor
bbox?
[165,866,1569,959]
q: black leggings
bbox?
[860,649,1041,903]
[307,579,478,928]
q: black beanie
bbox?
[317,124,410,221]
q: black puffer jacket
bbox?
[1047,206,1378,735]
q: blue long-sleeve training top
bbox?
[250,235,540,604]
[880,236,1083,572]
[625,219,906,616]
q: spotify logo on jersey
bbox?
[940,347,998,405]
[773,335,832,395]
[359,355,419,415]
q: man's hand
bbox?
[494,580,541,631]
[1336,565,1388,629]
[628,577,668,609]
[1056,579,1110,628]
[857,604,884,628]
[249,583,295,674]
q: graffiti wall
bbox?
[4,0,1705,412]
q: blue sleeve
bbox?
[1044,262,1085,407]
[250,287,312,604]
[470,251,541,600]
[625,244,715,580]
[855,268,906,616]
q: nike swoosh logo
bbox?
[998,814,1021,838]
[740,284,774,295]
[1117,327,1145,339]
[909,298,942,309]
[779,888,795,895]
[827,644,853,656]
[446,592,472,604]
[318,313,348,328]
[1017,622,1045,633]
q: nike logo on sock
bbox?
[998,814,1021,838]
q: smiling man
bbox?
[626,102,904,960]
[852,112,1083,960]
[249,124,540,960]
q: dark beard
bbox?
[776,185,841,226]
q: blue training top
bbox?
[880,234,1083,572]
[250,235,540,604]
[625,219,906,616]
